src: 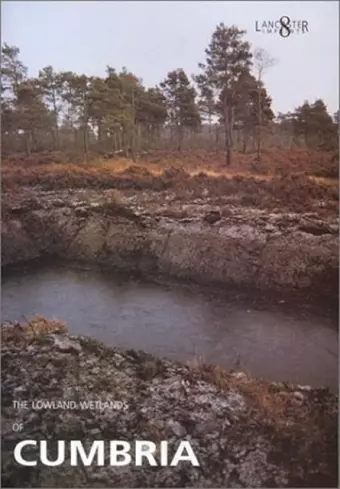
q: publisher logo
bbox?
[255,16,309,38]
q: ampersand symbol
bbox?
[279,16,291,38]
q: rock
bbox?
[51,334,82,354]
[294,391,305,401]
[1,189,338,300]
[166,419,187,437]
[298,220,336,236]
[52,199,65,208]
[193,419,219,436]
[203,210,222,224]
[74,206,89,218]
[297,384,312,391]
[1,320,338,488]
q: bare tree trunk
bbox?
[223,93,233,165]
[131,89,136,162]
[177,125,183,151]
[113,132,117,152]
[83,124,89,163]
[253,49,277,160]
[118,130,122,151]
[25,131,32,156]
[242,130,249,153]
[149,126,155,150]
[55,124,60,150]
[51,129,56,150]
[170,123,177,148]
[224,118,232,166]
[72,128,78,148]
[215,125,219,152]
[52,91,60,150]
[208,116,212,135]
[130,130,136,162]
[226,144,231,166]
[97,120,102,144]
[136,124,142,152]
[122,129,128,155]
[207,116,213,149]
[257,84,262,162]
[31,129,39,152]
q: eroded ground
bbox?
[1,150,339,487]
[2,174,338,302]
[1,319,338,488]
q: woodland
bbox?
[1,23,338,167]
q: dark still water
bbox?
[1,261,338,392]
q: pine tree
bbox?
[233,72,274,153]
[38,66,63,149]
[1,43,27,96]
[293,100,337,150]
[196,24,252,165]
[16,79,53,154]
[60,72,92,159]
[1,44,28,152]
[136,87,167,149]
[160,69,200,150]
[1,44,52,154]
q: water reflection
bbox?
[1,261,338,392]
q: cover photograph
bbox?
[1,1,339,487]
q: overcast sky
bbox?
[1,1,339,116]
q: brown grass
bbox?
[2,149,338,215]
[183,172,338,214]
[3,147,338,176]
[187,357,304,425]
[133,148,339,178]
[2,315,67,343]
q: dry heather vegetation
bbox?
[2,149,339,216]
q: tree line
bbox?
[1,23,338,165]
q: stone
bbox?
[1,321,338,488]
[203,210,222,224]
[166,419,187,437]
[51,334,82,354]
[1,189,338,301]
